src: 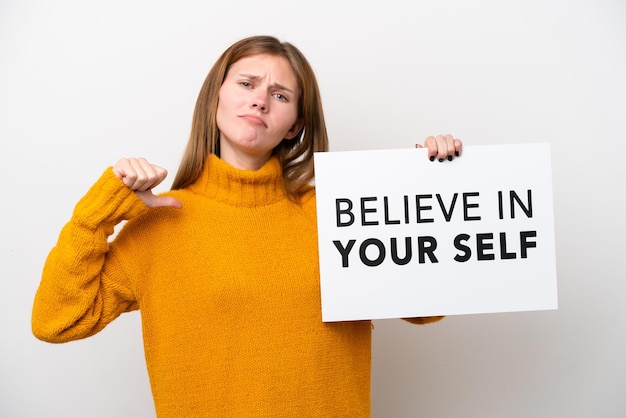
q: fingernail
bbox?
[447,155,453,161]
[430,156,435,162]
[455,151,459,157]
[438,158,444,162]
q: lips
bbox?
[240,114,267,127]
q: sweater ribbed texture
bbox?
[33,154,372,417]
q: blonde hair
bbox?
[171,35,329,197]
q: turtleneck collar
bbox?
[186,154,286,207]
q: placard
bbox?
[314,144,558,322]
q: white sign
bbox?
[314,143,558,322]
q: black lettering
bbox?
[335,199,354,227]
[476,233,495,261]
[520,230,537,258]
[418,236,438,263]
[436,193,458,222]
[403,195,410,223]
[510,190,533,219]
[463,192,481,221]
[416,194,434,223]
[391,237,412,265]
[383,196,401,225]
[499,232,517,259]
[359,238,386,266]
[333,239,356,267]
[360,197,378,226]
[453,234,471,262]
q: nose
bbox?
[251,94,268,111]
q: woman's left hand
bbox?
[416,134,463,162]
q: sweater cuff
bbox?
[72,167,149,230]
[402,316,445,325]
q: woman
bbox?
[32,35,462,417]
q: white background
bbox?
[1,1,624,417]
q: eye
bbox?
[240,81,252,88]
[274,92,288,102]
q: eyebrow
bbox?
[238,73,296,95]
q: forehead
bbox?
[227,54,299,87]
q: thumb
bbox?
[136,190,183,209]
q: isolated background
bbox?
[1,1,624,417]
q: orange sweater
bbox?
[33,155,376,417]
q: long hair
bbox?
[171,35,329,197]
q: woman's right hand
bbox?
[112,158,182,209]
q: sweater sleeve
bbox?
[32,168,150,343]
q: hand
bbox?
[416,134,462,162]
[112,158,182,209]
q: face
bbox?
[216,54,303,170]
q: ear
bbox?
[284,119,304,140]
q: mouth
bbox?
[240,114,267,128]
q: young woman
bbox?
[32,35,462,417]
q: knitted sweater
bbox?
[33,154,376,417]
